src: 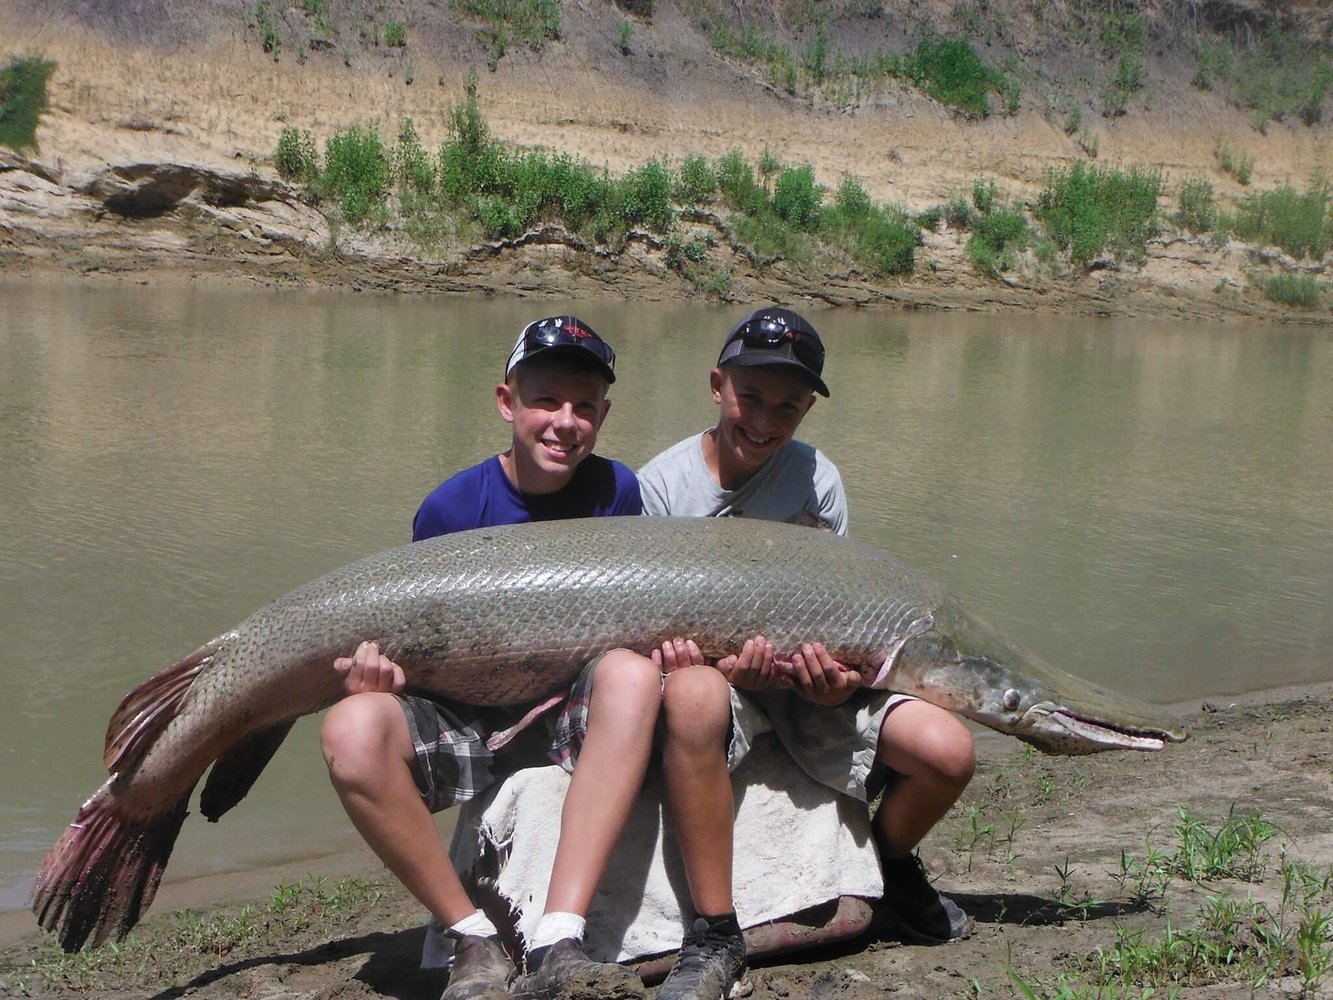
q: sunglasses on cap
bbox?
[505,316,616,383]
[718,308,829,395]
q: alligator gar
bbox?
[33,515,1186,951]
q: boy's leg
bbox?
[514,649,659,999]
[656,665,749,1000]
[321,693,514,997]
[873,699,977,943]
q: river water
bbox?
[1,281,1330,913]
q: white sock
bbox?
[449,910,499,939]
[531,911,586,950]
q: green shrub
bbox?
[968,208,1030,276]
[618,160,674,231]
[832,175,874,223]
[275,126,319,183]
[1259,273,1323,308]
[852,210,919,276]
[383,21,407,47]
[1229,180,1330,259]
[905,33,1006,117]
[393,118,434,194]
[0,54,56,152]
[255,1,281,55]
[1174,176,1216,235]
[972,178,997,214]
[675,154,717,207]
[715,150,767,215]
[1037,161,1162,266]
[321,125,390,223]
[772,164,824,230]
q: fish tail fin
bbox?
[199,720,296,821]
[104,640,220,773]
[31,782,190,952]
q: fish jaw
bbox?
[874,601,1190,756]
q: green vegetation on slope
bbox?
[0,55,55,153]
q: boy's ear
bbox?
[709,367,724,403]
[495,382,517,423]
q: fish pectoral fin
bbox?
[199,720,297,822]
[867,612,936,689]
[104,640,221,773]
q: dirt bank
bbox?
[1,1,1330,321]
[4,685,1332,998]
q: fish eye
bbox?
[1003,689,1021,711]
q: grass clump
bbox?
[453,0,560,47]
[1007,806,1333,1000]
[0,54,55,152]
[1258,273,1324,309]
[1194,28,1333,128]
[1036,161,1162,267]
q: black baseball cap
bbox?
[504,315,616,383]
[716,306,829,397]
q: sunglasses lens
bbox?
[523,319,614,371]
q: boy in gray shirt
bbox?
[640,306,976,1000]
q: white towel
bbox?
[427,735,883,966]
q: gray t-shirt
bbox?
[638,430,848,535]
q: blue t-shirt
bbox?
[412,453,643,540]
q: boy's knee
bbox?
[591,648,662,710]
[662,665,731,734]
[321,692,406,774]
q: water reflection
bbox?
[1,282,1329,910]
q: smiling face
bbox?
[705,363,817,490]
[496,358,611,494]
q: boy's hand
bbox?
[652,638,705,674]
[716,636,789,691]
[334,640,405,696]
[785,641,860,706]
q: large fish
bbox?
[33,516,1186,951]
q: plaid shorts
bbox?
[400,655,602,813]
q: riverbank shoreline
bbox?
[4,682,1332,998]
[2,3,1330,324]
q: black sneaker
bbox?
[880,853,974,944]
[656,917,750,1000]
[441,933,514,1000]
[511,937,645,1000]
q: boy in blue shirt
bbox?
[321,316,656,1000]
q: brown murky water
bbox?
[2,280,1329,910]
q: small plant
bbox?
[1214,140,1254,185]
[1229,178,1330,259]
[254,0,281,56]
[1174,176,1217,235]
[383,20,407,47]
[274,126,320,182]
[0,54,56,152]
[320,124,390,224]
[772,164,824,230]
[674,153,716,206]
[615,19,633,55]
[1062,105,1082,135]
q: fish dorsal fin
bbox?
[104,641,221,774]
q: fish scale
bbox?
[32,515,1186,952]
